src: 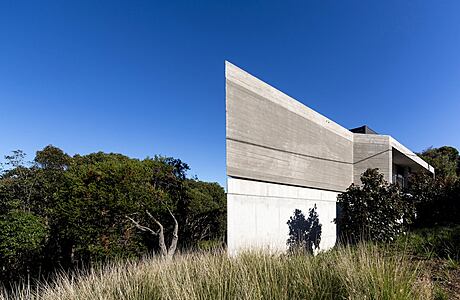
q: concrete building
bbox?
[226,61,434,255]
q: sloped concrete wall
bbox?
[226,62,353,192]
[227,178,337,255]
[225,62,434,255]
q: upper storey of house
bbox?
[225,61,434,192]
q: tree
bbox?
[53,153,159,265]
[126,207,178,259]
[335,169,413,243]
[4,150,27,169]
[0,210,48,280]
[407,173,459,227]
[287,205,322,254]
[182,179,226,247]
[35,145,70,170]
[408,146,460,227]
[0,146,227,282]
[0,150,37,213]
[418,146,459,179]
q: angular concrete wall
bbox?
[227,178,337,255]
[353,134,392,183]
[226,62,353,192]
[225,62,434,255]
[226,62,342,255]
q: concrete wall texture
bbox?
[227,177,337,255]
[353,134,392,184]
[225,61,434,254]
[226,62,354,192]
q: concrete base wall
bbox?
[227,177,338,255]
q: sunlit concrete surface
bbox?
[227,178,337,255]
[225,61,434,254]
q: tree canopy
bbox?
[0,146,226,282]
[408,146,460,227]
[418,146,459,179]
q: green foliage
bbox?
[287,205,322,254]
[407,173,460,227]
[411,146,460,227]
[34,145,70,170]
[3,150,27,169]
[433,286,449,300]
[0,146,226,282]
[336,168,413,243]
[419,146,459,180]
[182,179,226,246]
[53,153,158,264]
[0,210,48,278]
[396,226,460,260]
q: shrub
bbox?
[336,169,413,243]
[407,173,460,227]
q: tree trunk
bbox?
[127,208,179,259]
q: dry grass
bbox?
[1,243,433,300]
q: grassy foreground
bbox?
[1,243,433,300]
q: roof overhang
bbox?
[389,136,435,174]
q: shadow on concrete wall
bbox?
[286,204,322,254]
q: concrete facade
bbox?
[226,61,434,254]
[353,134,392,184]
[227,177,337,255]
[226,62,354,192]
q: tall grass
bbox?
[395,226,460,260]
[1,243,432,300]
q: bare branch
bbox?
[125,216,158,236]
[146,210,167,256]
[157,202,179,258]
[146,210,163,228]
[167,210,179,258]
[129,202,180,259]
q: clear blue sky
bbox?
[1,1,459,187]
